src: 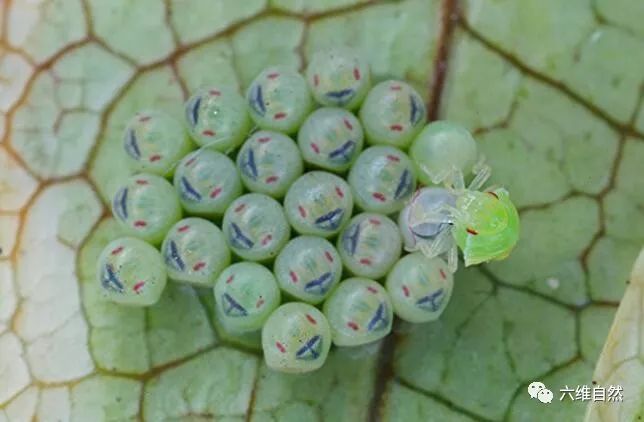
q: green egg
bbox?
[410,120,479,185]
[174,148,242,217]
[237,130,303,198]
[262,303,332,373]
[246,66,313,134]
[161,218,231,287]
[111,173,182,245]
[359,80,426,149]
[305,46,371,110]
[273,236,342,304]
[184,86,251,152]
[222,193,290,262]
[348,146,416,214]
[284,171,353,237]
[323,277,393,347]
[97,237,167,306]
[214,262,281,333]
[386,253,454,323]
[337,213,402,279]
[297,107,364,173]
[123,109,193,177]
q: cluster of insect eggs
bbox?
[98,47,519,373]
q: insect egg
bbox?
[214,262,281,333]
[246,66,313,134]
[297,107,364,173]
[273,236,342,304]
[97,237,167,306]
[236,130,303,198]
[161,218,231,287]
[323,277,393,347]
[184,86,251,152]
[122,109,193,177]
[262,302,332,373]
[111,173,182,245]
[398,187,456,252]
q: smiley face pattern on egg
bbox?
[174,149,242,217]
[297,107,364,173]
[97,237,167,307]
[222,193,290,262]
[284,171,353,238]
[305,47,371,110]
[359,80,426,149]
[184,86,251,152]
[274,236,343,304]
[262,303,332,373]
[214,262,281,333]
[236,131,303,198]
[348,146,416,214]
[112,174,182,245]
[323,277,393,347]
[123,109,193,177]
[246,67,313,134]
[161,218,231,287]
[385,253,454,323]
[338,213,402,279]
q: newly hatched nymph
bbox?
[404,121,520,271]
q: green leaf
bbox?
[1,0,643,420]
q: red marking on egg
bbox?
[369,218,381,225]
[226,275,234,284]
[324,251,334,262]
[390,85,402,91]
[202,129,216,137]
[258,137,271,144]
[343,118,353,130]
[235,203,246,213]
[111,246,124,255]
[347,321,359,331]
[306,314,317,325]
[367,286,378,294]
[353,67,361,80]
[178,225,190,232]
[209,89,221,96]
[311,143,320,154]
[390,124,403,132]
[372,192,386,202]
[149,154,162,162]
[261,234,273,246]
[138,115,151,122]
[265,175,279,184]
[135,179,149,185]
[267,73,280,79]
[298,206,307,218]
[210,187,222,198]
[335,187,344,198]
[386,154,400,162]
[274,112,287,120]
[256,297,265,308]
[185,157,197,166]
[276,342,286,353]
[313,74,320,86]
[193,262,206,271]
[133,281,145,293]
[402,285,410,297]
[360,258,373,266]
[439,269,447,280]
[134,220,147,228]
[289,271,298,283]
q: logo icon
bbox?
[528,381,553,404]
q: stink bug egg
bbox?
[262,302,331,373]
[305,46,371,110]
[386,253,454,323]
[214,262,281,333]
[246,66,313,134]
[222,193,290,262]
[297,107,364,173]
[323,277,393,347]
[174,148,242,217]
[348,146,416,214]
[274,236,342,304]
[184,86,251,152]
[398,187,456,252]
[237,130,303,198]
[111,173,182,245]
[122,109,193,177]
[97,237,167,306]
[161,218,231,287]
[359,80,426,149]
[284,171,353,237]
[337,213,402,279]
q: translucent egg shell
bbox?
[161,218,231,287]
[222,193,290,262]
[385,253,454,323]
[111,173,182,245]
[97,237,167,306]
[348,146,417,214]
[246,66,313,134]
[398,187,456,252]
[174,149,242,217]
[184,86,251,152]
[284,171,353,237]
[305,46,371,110]
[262,303,331,373]
[273,236,342,304]
[337,213,402,279]
[322,277,393,347]
[297,107,364,173]
[123,109,193,177]
[359,80,426,149]
[410,120,478,185]
[237,130,303,198]
[214,262,281,333]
